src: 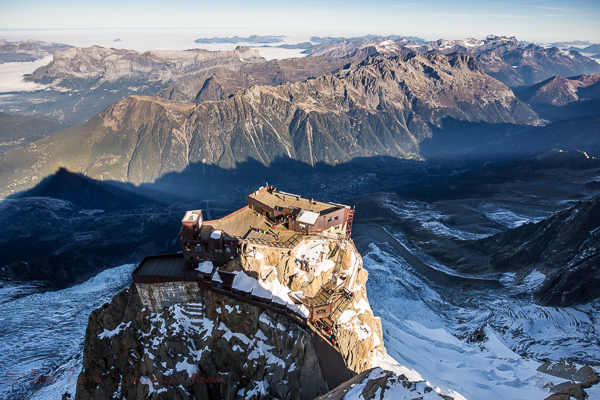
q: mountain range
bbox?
[2,45,265,125]
[0,51,536,196]
[2,33,600,399]
[303,35,600,87]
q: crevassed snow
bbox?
[362,233,600,400]
[0,263,135,400]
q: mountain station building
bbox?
[178,186,354,272]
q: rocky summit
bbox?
[74,194,424,399]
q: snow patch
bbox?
[175,360,199,378]
[524,269,546,290]
[99,321,131,339]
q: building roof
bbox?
[202,206,300,245]
[134,254,184,278]
[250,188,345,215]
[297,210,320,225]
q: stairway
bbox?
[179,303,206,328]
[328,242,346,285]
[345,209,355,237]
[328,291,353,323]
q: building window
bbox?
[225,246,231,254]
[195,245,202,252]
[204,245,209,253]
[188,256,193,260]
[186,245,191,251]
[335,216,339,220]
[215,249,223,254]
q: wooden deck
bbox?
[303,286,333,308]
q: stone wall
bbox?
[136,281,203,313]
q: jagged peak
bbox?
[485,34,518,42]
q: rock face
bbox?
[234,237,387,373]
[315,368,453,400]
[76,283,327,400]
[0,52,536,196]
[76,230,386,399]
[516,74,600,107]
[25,45,265,89]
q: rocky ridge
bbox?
[315,368,453,400]
[25,45,265,89]
[465,195,600,307]
[516,74,600,107]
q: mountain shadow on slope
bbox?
[14,167,156,211]
[464,196,600,307]
[420,116,600,161]
[0,154,484,288]
[0,170,179,288]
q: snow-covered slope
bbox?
[360,222,600,400]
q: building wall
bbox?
[179,228,240,267]
[136,281,204,313]
[247,196,275,219]
[308,208,348,234]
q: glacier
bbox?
[0,264,135,399]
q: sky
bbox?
[0,0,599,44]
